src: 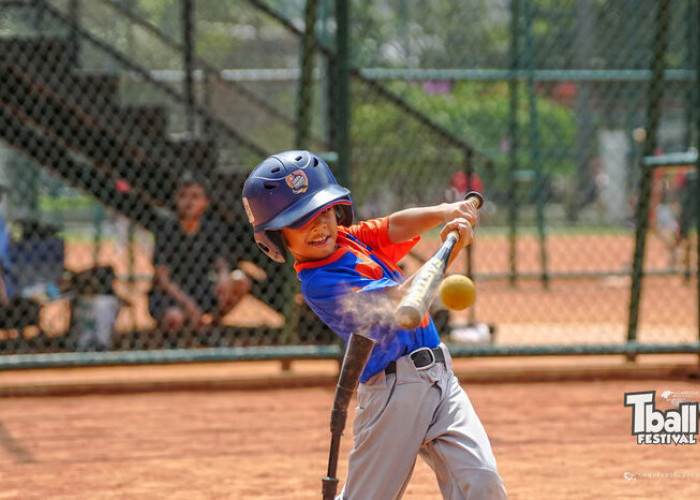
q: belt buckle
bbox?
[409,347,436,371]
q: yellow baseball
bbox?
[439,275,476,310]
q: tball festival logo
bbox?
[624,391,699,445]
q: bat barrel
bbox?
[392,191,483,331]
[321,334,375,499]
[394,232,459,330]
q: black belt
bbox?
[385,347,445,374]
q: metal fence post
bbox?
[573,0,594,223]
[67,0,80,67]
[627,0,672,356]
[181,0,195,135]
[465,149,475,280]
[523,0,549,289]
[684,0,697,149]
[282,0,321,350]
[507,0,521,287]
[334,0,350,189]
[296,0,318,150]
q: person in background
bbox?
[148,172,251,334]
[0,184,43,339]
[0,185,13,307]
[445,170,484,203]
[675,170,697,275]
[649,168,682,268]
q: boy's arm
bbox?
[387,199,478,244]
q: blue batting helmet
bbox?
[242,150,353,262]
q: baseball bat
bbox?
[394,191,483,330]
[322,333,376,500]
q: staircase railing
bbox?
[59,0,330,153]
[4,0,269,165]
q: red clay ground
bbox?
[1,232,695,498]
[1,369,699,499]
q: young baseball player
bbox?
[243,150,506,499]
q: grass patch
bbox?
[39,195,97,211]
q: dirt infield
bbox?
[2,230,693,498]
[1,367,699,499]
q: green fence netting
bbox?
[0,0,696,365]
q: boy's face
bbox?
[281,207,338,263]
[175,183,209,220]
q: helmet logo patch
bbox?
[286,169,309,194]
[242,197,255,225]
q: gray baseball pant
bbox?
[339,344,507,500]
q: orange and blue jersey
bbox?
[294,217,441,382]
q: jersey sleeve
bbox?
[345,216,419,265]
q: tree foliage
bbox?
[353,80,576,199]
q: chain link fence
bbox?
[0,0,697,364]
[348,0,698,351]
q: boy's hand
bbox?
[440,217,475,254]
[443,198,479,227]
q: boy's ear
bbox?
[335,206,342,222]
